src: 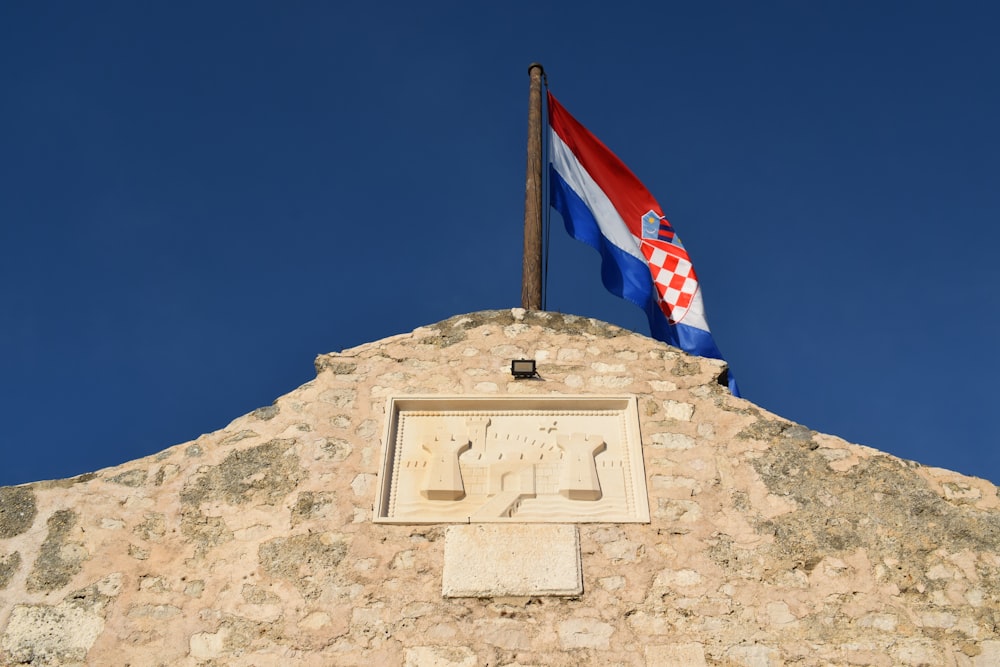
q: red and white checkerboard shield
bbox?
[640,240,699,325]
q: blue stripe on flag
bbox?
[550,166,653,311]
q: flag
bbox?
[547,91,739,396]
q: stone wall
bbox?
[1,309,998,666]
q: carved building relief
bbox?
[374,396,649,523]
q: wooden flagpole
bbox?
[521,62,545,310]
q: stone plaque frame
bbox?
[373,395,650,524]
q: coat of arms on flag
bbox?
[641,239,698,325]
[639,209,698,324]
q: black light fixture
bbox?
[510,359,537,379]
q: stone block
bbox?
[557,617,613,649]
[442,524,581,597]
[404,645,477,667]
[645,642,708,667]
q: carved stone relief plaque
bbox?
[374,396,650,523]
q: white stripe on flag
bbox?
[549,130,644,263]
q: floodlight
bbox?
[510,359,537,379]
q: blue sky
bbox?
[2,2,998,487]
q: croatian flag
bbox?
[547,91,739,395]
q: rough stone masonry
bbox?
[1,309,998,666]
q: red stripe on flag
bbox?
[548,92,665,240]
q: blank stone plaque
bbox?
[373,395,650,524]
[442,524,582,597]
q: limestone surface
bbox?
[442,524,582,597]
[0,309,998,666]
